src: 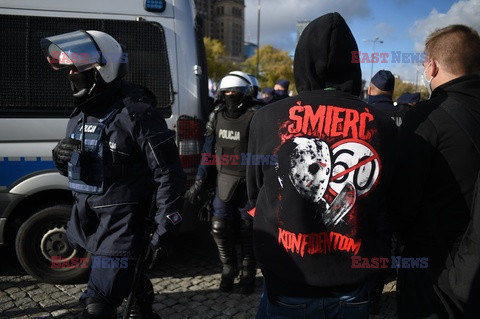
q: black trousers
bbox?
[80,256,151,307]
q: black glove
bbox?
[52,137,80,175]
[146,245,166,270]
[185,179,204,204]
[198,188,215,223]
[147,243,174,270]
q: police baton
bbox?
[123,195,157,319]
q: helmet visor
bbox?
[40,30,101,72]
[220,86,249,95]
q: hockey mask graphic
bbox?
[288,137,332,202]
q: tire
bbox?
[15,204,90,284]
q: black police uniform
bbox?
[193,99,259,294]
[368,94,409,127]
[61,80,185,313]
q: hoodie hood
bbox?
[294,12,361,96]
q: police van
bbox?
[0,0,208,283]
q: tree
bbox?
[243,45,295,93]
[203,37,235,83]
[393,77,429,102]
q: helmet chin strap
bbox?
[71,82,97,99]
[69,68,100,99]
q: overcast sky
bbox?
[244,0,480,85]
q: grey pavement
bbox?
[0,225,397,318]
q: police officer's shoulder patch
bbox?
[166,211,182,225]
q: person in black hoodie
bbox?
[390,25,480,318]
[246,13,398,318]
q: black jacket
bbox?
[65,80,185,257]
[246,13,398,297]
[369,94,409,127]
[391,75,480,265]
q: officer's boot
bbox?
[211,216,238,292]
[129,279,161,319]
[76,297,116,319]
[239,217,256,295]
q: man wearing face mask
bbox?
[390,25,480,318]
[271,78,290,102]
[42,30,185,318]
[186,71,261,294]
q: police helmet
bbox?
[40,30,128,84]
[220,71,253,96]
[247,74,260,98]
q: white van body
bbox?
[0,0,207,283]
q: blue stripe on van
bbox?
[0,157,55,188]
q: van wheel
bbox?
[15,205,90,284]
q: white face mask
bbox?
[422,62,433,97]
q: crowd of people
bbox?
[44,11,480,319]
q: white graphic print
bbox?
[330,140,380,197]
[283,137,380,226]
[288,137,331,203]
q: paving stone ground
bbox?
[0,225,397,318]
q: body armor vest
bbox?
[214,108,255,176]
[214,108,255,201]
[68,107,121,194]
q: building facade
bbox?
[296,20,310,45]
[195,0,245,62]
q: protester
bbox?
[390,24,480,318]
[42,30,185,318]
[186,71,262,294]
[261,87,274,104]
[247,13,398,318]
[271,78,290,102]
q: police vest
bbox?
[214,108,255,177]
[68,106,121,194]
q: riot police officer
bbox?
[41,30,185,318]
[186,71,260,294]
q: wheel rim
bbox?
[40,225,77,262]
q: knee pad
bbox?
[211,217,233,239]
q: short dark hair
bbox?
[425,24,480,75]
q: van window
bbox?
[0,15,173,117]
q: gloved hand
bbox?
[149,233,175,270]
[198,188,215,223]
[146,244,161,270]
[185,179,204,204]
[52,137,80,175]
